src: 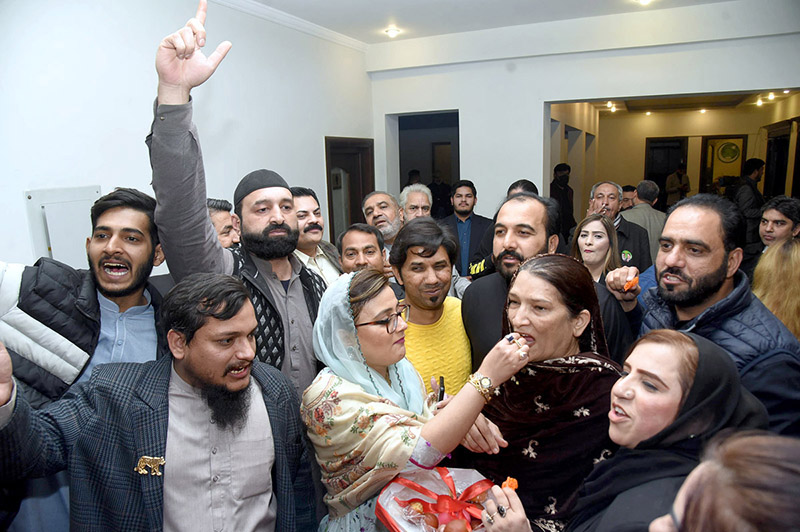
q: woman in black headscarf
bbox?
[565,330,768,532]
[462,254,622,532]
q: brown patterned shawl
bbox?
[460,353,620,531]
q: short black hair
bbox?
[389,218,458,269]
[408,169,421,178]
[506,179,539,196]
[743,158,765,177]
[451,180,477,197]
[670,193,745,252]
[622,185,637,193]
[207,198,233,213]
[161,273,251,345]
[500,192,560,241]
[336,223,385,255]
[636,181,660,203]
[761,195,800,227]
[91,187,159,247]
[554,163,571,174]
[290,186,320,206]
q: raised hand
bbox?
[605,266,640,312]
[0,341,14,406]
[156,0,232,105]
[478,333,530,385]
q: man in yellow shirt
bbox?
[389,218,471,394]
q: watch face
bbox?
[479,377,492,387]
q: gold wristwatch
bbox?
[468,372,495,403]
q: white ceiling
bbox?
[250,0,733,44]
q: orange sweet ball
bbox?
[444,519,469,532]
[501,477,518,490]
[423,513,439,529]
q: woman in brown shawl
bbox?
[462,254,621,532]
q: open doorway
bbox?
[645,137,688,210]
[398,111,459,219]
[545,89,800,225]
[324,137,374,243]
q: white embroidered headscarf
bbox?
[312,272,426,414]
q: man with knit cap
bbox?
[147,1,325,397]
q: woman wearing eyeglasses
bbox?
[301,268,530,531]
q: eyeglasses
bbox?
[355,305,409,334]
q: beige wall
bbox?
[550,103,600,216]
[596,92,800,210]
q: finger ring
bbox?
[505,334,515,344]
[518,349,527,360]
[497,505,507,518]
[486,512,496,524]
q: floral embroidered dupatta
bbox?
[301,273,432,519]
[302,369,433,517]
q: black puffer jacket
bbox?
[0,258,167,409]
[230,246,326,369]
[641,271,800,435]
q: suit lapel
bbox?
[132,356,172,531]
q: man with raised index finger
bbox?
[147,0,326,400]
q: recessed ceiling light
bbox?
[757,98,763,106]
[699,109,707,114]
[384,26,401,38]
[639,0,652,5]
[646,111,651,116]
[611,105,617,112]
[784,90,791,94]
[768,92,775,100]
[607,101,612,108]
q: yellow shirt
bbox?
[403,297,472,395]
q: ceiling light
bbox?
[611,105,617,112]
[757,98,763,106]
[606,101,612,108]
[646,112,651,116]
[768,92,775,100]
[699,109,706,113]
[384,26,401,38]
[784,90,790,94]
[639,0,652,5]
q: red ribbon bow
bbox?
[393,467,493,529]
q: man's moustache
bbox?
[304,223,323,233]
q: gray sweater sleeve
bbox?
[146,99,233,281]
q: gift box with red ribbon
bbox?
[376,467,494,531]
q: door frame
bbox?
[324,136,375,242]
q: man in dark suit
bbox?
[441,180,493,278]
[0,273,316,531]
[589,181,652,273]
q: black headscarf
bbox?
[566,333,768,531]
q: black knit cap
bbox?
[233,169,290,207]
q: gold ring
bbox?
[486,512,497,525]
[513,338,524,349]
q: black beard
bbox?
[201,382,252,431]
[87,251,155,299]
[454,206,473,217]
[493,244,549,280]
[241,223,299,260]
[657,256,729,309]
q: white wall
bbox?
[369,0,800,217]
[0,0,372,264]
